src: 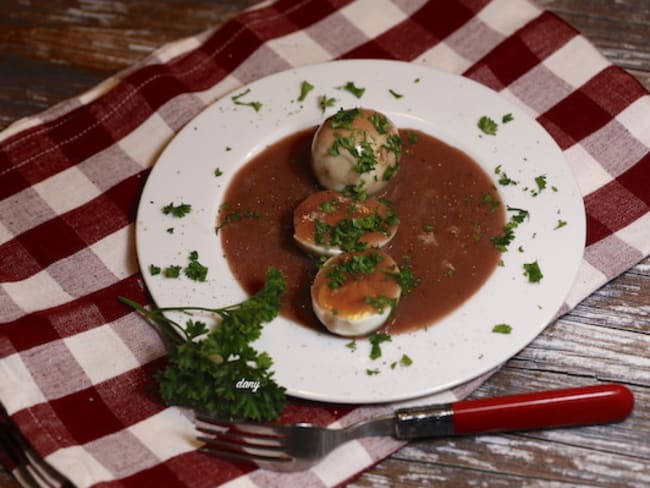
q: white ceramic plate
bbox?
[135,60,585,404]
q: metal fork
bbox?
[196,383,634,472]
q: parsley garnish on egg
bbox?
[325,251,383,289]
[314,209,399,254]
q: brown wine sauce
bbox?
[219,128,505,335]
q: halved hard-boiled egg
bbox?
[311,250,401,337]
[311,108,402,196]
[293,190,399,256]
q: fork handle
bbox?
[394,384,634,439]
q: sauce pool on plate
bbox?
[219,127,505,334]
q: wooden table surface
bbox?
[1,1,649,486]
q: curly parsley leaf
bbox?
[118,268,288,422]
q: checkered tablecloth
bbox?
[1,0,649,486]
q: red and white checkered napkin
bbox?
[1,0,648,486]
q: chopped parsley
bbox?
[365,295,397,314]
[340,81,365,98]
[555,219,567,229]
[391,354,413,368]
[406,130,418,144]
[478,115,498,135]
[492,323,512,334]
[366,368,380,376]
[369,113,390,134]
[164,265,182,278]
[231,88,262,112]
[319,199,340,213]
[298,80,314,102]
[118,268,287,422]
[331,107,361,129]
[162,202,192,218]
[318,95,337,112]
[502,113,514,123]
[388,88,403,99]
[325,252,383,289]
[384,134,403,161]
[490,206,529,252]
[494,165,518,186]
[385,261,420,295]
[369,332,392,360]
[214,168,223,177]
[216,207,261,234]
[341,182,368,202]
[346,340,357,351]
[481,192,501,214]
[383,163,399,181]
[523,260,543,283]
[329,135,378,174]
[531,175,548,196]
[149,264,161,276]
[314,208,398,254]
[185,251,208,282]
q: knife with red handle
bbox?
[394,383,634,439]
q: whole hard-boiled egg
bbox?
[311,108,401,196]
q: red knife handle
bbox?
[393,384,634,440]
[452,383,634,435]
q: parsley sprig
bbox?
[118,268,288,422]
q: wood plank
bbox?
[354,368,650,487]
[537,0,650,73]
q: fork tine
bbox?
[199,445,292,466]
[196,425,288,448]
[197,434,290,458]
[195,413,294,436]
